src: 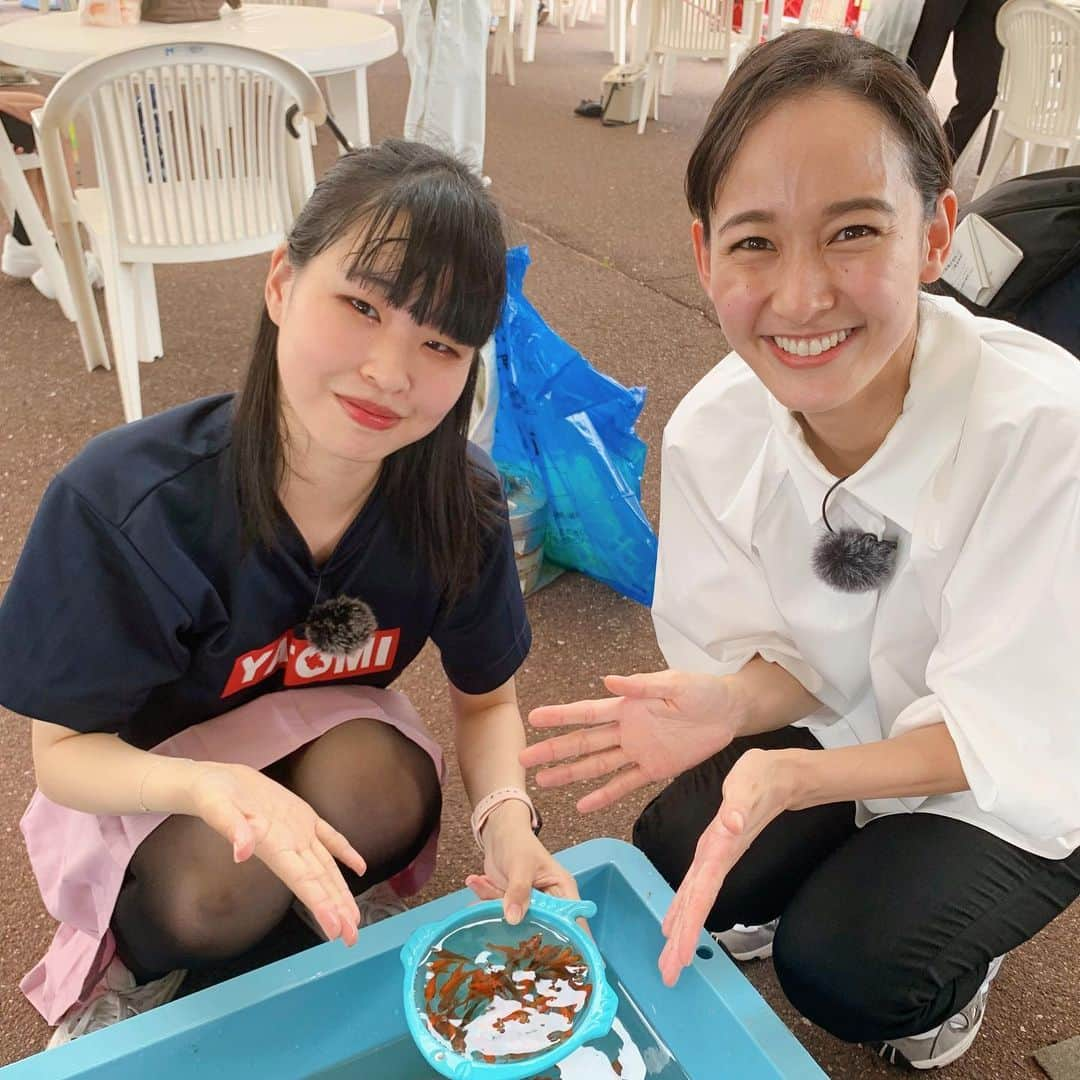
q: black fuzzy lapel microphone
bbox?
[811,475,897,593]
[304,595,378,657]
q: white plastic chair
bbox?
[797,0,847,29]
[608,0,635,63]
[657,0,761,97]
[491,0,517,84]
[514,0,568,62]
[0,115,77,322]
[740,0,765,44]
[36,42,325,422]
[252,0,333,147]
[761,0,847,38]
[519,0,542,62]
[237,0,331,149]
[637,0,735,133]
[973,0,1080,198]
[552,0,591,30]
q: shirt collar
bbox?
[765,295,982,533]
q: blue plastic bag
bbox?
[492,246,657,606]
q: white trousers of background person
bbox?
[401,0,490,174]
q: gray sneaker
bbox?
[711,919,779,961]
[874,956,1004,1070]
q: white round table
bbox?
[0,4,398,147]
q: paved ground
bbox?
[0,10,1076,1077]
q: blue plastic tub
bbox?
[1,839,826,1079]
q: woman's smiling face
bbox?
[693,89,954,425]
[266,233,475,472]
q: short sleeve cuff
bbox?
[657,624,844,724]
[441,621,532,696]
[708,638,839,714]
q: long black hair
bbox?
[232,140,508,602]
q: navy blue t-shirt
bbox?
[0,395,531,749]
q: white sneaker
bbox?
[1,232,41,278]
[46,959,186,1049]
[356,880,409,924]
[30,250,102,301]
[874,955,1004,1070]
[293,880,408,942]
[711,919,779,961]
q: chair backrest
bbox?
[798,0,848,29]
[996,0,1080,147]
[38,41,325,262]
[651,0,732,56]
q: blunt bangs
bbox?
[341,176,506,350]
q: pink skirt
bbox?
[19,685,446,1025]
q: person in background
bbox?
[1,91,46,282]
[1,89,101,300]
[906,0,1007,161]
[401,0,490,175]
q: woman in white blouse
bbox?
[519,29,1080,1072]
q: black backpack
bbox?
[932,167,1080,355]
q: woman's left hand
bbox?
[465,810,579,922]
[658,748,798,987]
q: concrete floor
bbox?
[0,10,1076,1077]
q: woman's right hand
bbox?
[521,670,742,812]
[185,761,366,945]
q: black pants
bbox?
[907,0,1006,161]
[1,110,35,245]
[633,726,1080,1043]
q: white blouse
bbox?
[653,293,1080,858]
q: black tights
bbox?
[112,718,441,981]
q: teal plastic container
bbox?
[0,840,828,1079]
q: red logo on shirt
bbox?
[220,628,401,698]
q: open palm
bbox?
[521,670,740,812]
[189,761,366,945]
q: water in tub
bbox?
[308,958,690,1078]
